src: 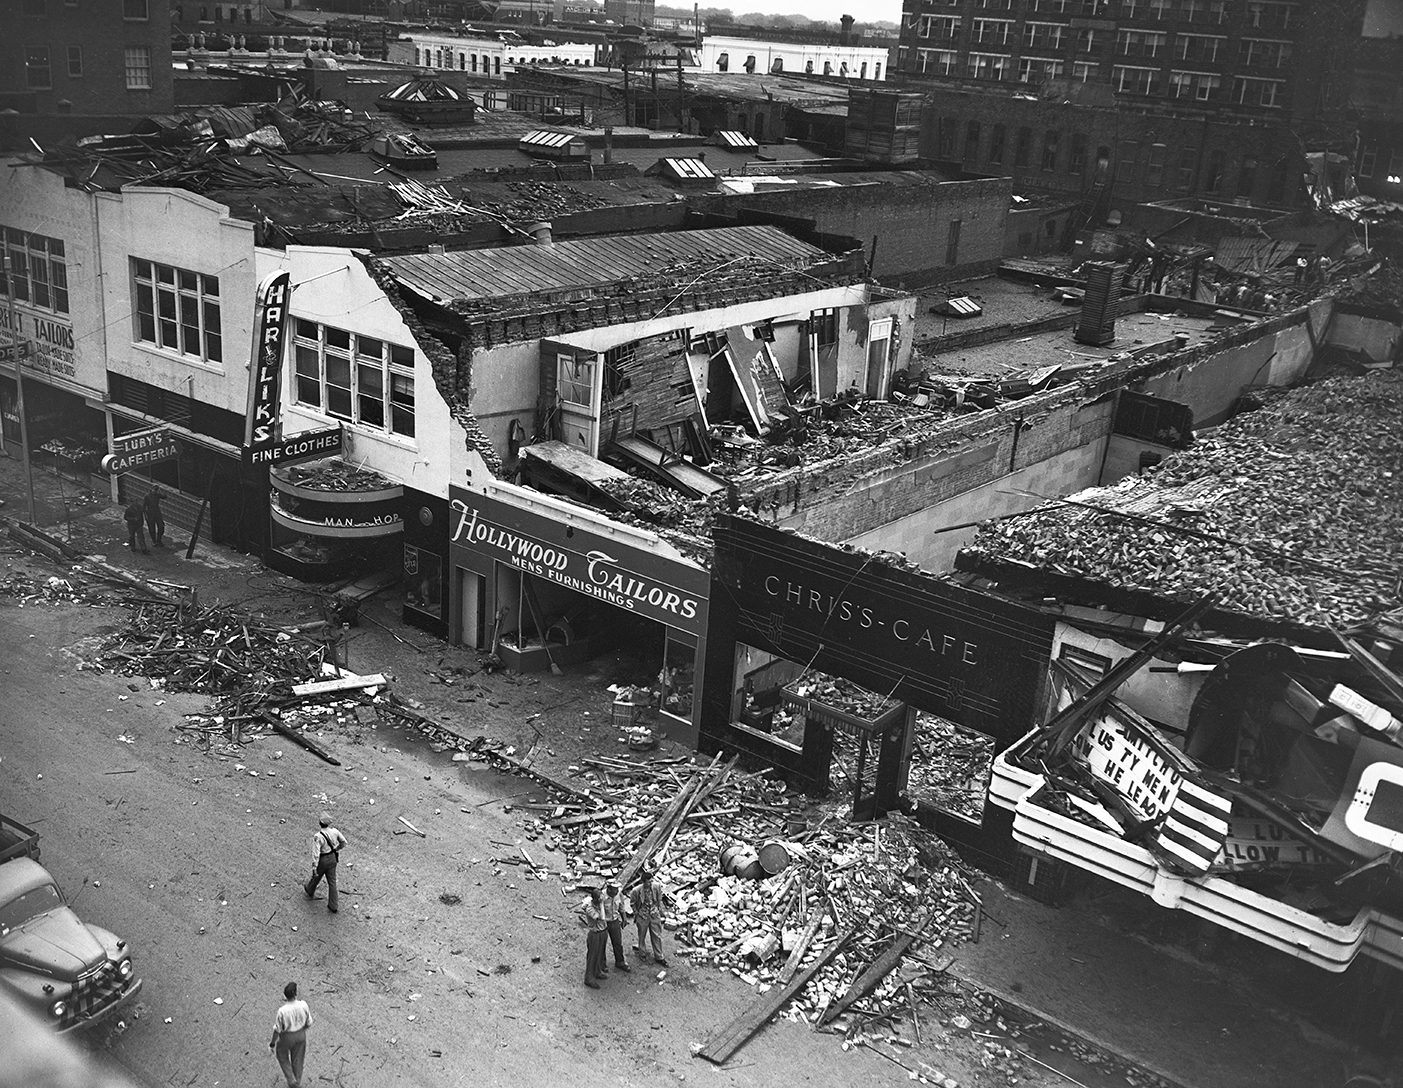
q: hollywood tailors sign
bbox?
[449,489,707,635]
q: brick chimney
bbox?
[840,14,854,44]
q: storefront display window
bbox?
[732,643,810,752]
[661,634,695,720]
[906,712,995,823]
[404,545,443,618]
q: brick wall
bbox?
[693,176,1011,281]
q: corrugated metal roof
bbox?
[380,225,832,304]
[660,157,717,180]
[519,130,580,150]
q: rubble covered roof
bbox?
[379,224,834,305]
[962,370,1403,628]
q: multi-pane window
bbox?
[1176,146,1197,189]
[125,46,152,89]
[1386,149,1402,182]
[294,320,415,437]
[1114,65,1162,95]
[1175,34,1225,63]
[123,0,149,17]
[968,52,1011,79]
[989,123,1006,164]
[1041,130,1060,171]
[133,259,221,362]
[811,309,839,348]
[25,47,50,89]
[1076,28,1098,52]
[964,121,981,160]
[977,0,1012,8]
[919,15,961,40]
[971,18,1014,45]
[1117,30,1166,57]
[1358,144,1378,178]
[1232,77,1285,107]
[1029,0,1072,11]
[1145,143,1167,187]
[1073,61,1100,81]
[67,46,82,77]
[1179,0,1228,21]
[1169,71,1220,99]
[917,48,959,74]
[1,228,69,314]
[1204,150,1225,193]
[1069,134,1088,172]
[1117,141,1140,181]
[1020,57,1065,81]
[1024,22,1067,50]
[1245,1,1295,29]
[1014,126,1032,166]
[1238,38,1292,69]
[937,119,957,159]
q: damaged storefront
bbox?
[957,368,1403,973]
[449,482,709,743]
[702,513,1054,863]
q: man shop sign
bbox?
[101,427,178,474]
[449,490,708,635]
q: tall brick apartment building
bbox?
[887,0,1367,210]
[1,0,174,118]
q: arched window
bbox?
[459,53,465,70]
[805,59,814,74]
[717,51,728,71]
[470,53,477,72]
[495,57,501,74]
[823,61,832,75]
[744,54,756,72]
[770,56,783,73]
[840,62,849,76]
[860,62,867,78]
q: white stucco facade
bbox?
[388,32,599,79]
[699,35,889,81]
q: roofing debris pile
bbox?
[964,370,1403,627]
[532,754,984,1069]
[455,179,611,221]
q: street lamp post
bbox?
[3,252,37,526]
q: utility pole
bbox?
[677,47,686,132]
[3,252,37,525]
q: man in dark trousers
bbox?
[123,498,148,554]
[579,887,607,989]
[143,487,165,547]
[269,981,313,1088]
[304,813,346,913]
[600,879,632,976]
[630,867,668,966]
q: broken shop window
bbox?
[907,712,996,824]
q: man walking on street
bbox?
[304,813,346,912]
[601,879,632,976]
[579,887,607,988]
[630,868,668,966]
[143,487,165,547]
[123,498,148,554]
[269,981,313,1088]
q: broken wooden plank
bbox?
[263,714,342,766]
[819,912,931,1026]
[397,815,426,838]
[292,672,387,696]
[698,925,855,1065]
[776,905,826,986]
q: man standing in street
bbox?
[143,487,165,547]
[269,981,313,1088]
[600,879,632,976]
[304,813,346,913]
[123,498,148,554]
[630,868,668,966]
[579,886,607,989]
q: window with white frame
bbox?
[1387,149,1402,182]
[1245,1,1295,29]
[1029,0,1071,11]
[918,48,959,74]
[919,14,961,40]
[2,228,69,314]
[1019,56,1065,81]
[25,47,50,89]
[67,46,82,77]
[968,52,1011,79]
[1238,38,1292,69]
[1358,145,1377,178]
[125,46,152,89]
[1072,61,1100,81]
[557,353,596,408]
[293,320,416,436]
[1023,22,1067,50]
[1232,76,1285,107]
[977,0,1012,8]
[132,259,221,362]
[971,18,1014,45]
[1117,29,1166,57]
[1114,64,1161,95]
[1075,28,1098,52]
[1174,33,1225,63]
[1169,70,1220,99]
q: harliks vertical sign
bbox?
[243,271,292,450]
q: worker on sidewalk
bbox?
[143,486,165,547]
[269,981,313,1088]
[630,867,668,966]
[123,498,148,554]
[304,813,346,913]
[579,886,607,988]
[601,878,632,976]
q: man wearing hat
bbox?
[630,867,668,966]
[600,877,632,976]
[304,813,347,913]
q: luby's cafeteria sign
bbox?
[449,488,708,635]
[101,426,178,474]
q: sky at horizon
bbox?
[707,1,904,24]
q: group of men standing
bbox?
[122,487,164,554]
[580,868,668,988]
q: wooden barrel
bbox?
[757,840,808,876]
[719,844,764,879]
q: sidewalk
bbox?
[0,451,1389,1088]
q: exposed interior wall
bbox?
[1328,312,1402,361]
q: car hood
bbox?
[1,908,106,981]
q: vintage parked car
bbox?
[0,817,142,1033]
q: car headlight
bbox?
[50,1000,67,1018]
[118,959,134,979]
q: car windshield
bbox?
[0,884,63,935]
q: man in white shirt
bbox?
[303,813,347,913]
[269,981,313,1088]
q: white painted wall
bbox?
[699,35,888,80]
[389,33,597,78]
[96,187,258,417]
